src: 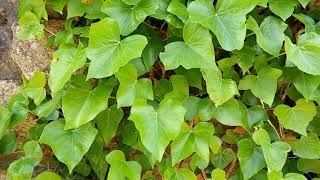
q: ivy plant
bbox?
[1,0,320,179]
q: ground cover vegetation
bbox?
[1,0,320,179]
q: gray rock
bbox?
[10,24,53,79]
[0,0,21,81]
[0,80,20,106]
[0,0,64,105]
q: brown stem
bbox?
[226,159,237,178]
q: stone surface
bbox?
[0,80,20,106]
[0,0,65,177]
[0,0,64,105]
[0,0,21,81]
[10,19,64,79]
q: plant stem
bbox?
[44,27,56,36]
[260,99,281,140]
[267,52,286,61]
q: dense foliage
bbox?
[1,0,320,179]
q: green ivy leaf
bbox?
[0,107,12,139]
[86,18,148,79]
[298,0,311,7]
[152,0,184,28]
[86,135,109,180]
[211,148,236,169]
[253,129,291,172]
[171,122,214,166]
[246,105,269,129]
[293,14,318,33]
[8,93,29,128]
[18,11,44,40]
[164,167,197,180]
[115,64,153,107]
[7,141,43,180]
[105,150,142,180]
[49,44,87,94]
[237,138,266,180]
[292,133,320,159]
[62,80,113,129]
[47,0,66,13]
[164,75,189,102]
[297,158,320,174]
[18,0,47,19]
[211,168,226,180]
[269,0,297,20]
[33,100,57,119]
[122,0,141,5]
[138,25,165,71]
[101,0,158,35]
[289,68,320,100]
[160,21,215,70]
[239,67,282,107]
[40,120,97,173]
[202,67,239,106]
[215,98,247,127]
[274,99,317,135]
[232,45,256,74]
[0,131,17,154]
[34,171,61,180]
[22,72,46,106]
[167,0,189,23]
[175,68,203,90]
[268,171,307,180]
[209,135,222,154]
[129,99,186,161]
[182,96,201,121]
[96,105,124,144]
[188,0,258,50]
[285,33,320,75]
[198,98,247,127]
[67,0,105,19]
[246,16,287,56]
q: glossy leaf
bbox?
[269,0,297,20]
[285,33,320,75]
[211,148,236,169]
[202,67,239,106]
[164,167,197,180]
[188,0,258,50]
[62,80,112,129]
[239,67,282,107]
[160,21,215,70]
[86,18,148,79]
[49,44,87,94]
[274,99,317,135]
[18,11,44,40]
[211,168,226,180]
[96,105,124,144]
[292,133,320,159]
[0,107,12,139]
[171,122,214,166]
[39,120,98,173]
[7,93,29,128]
[129,99,186,161]
[7,141,43,180]
[105,150,142,180]
[115,64,153,107]
[67,0,105,19]
[247,16,287,56]
[101,0,158,35]
[22,71,46,106]
[238,138,266,179]
[34,172,61,180]
[253,129,291,172]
